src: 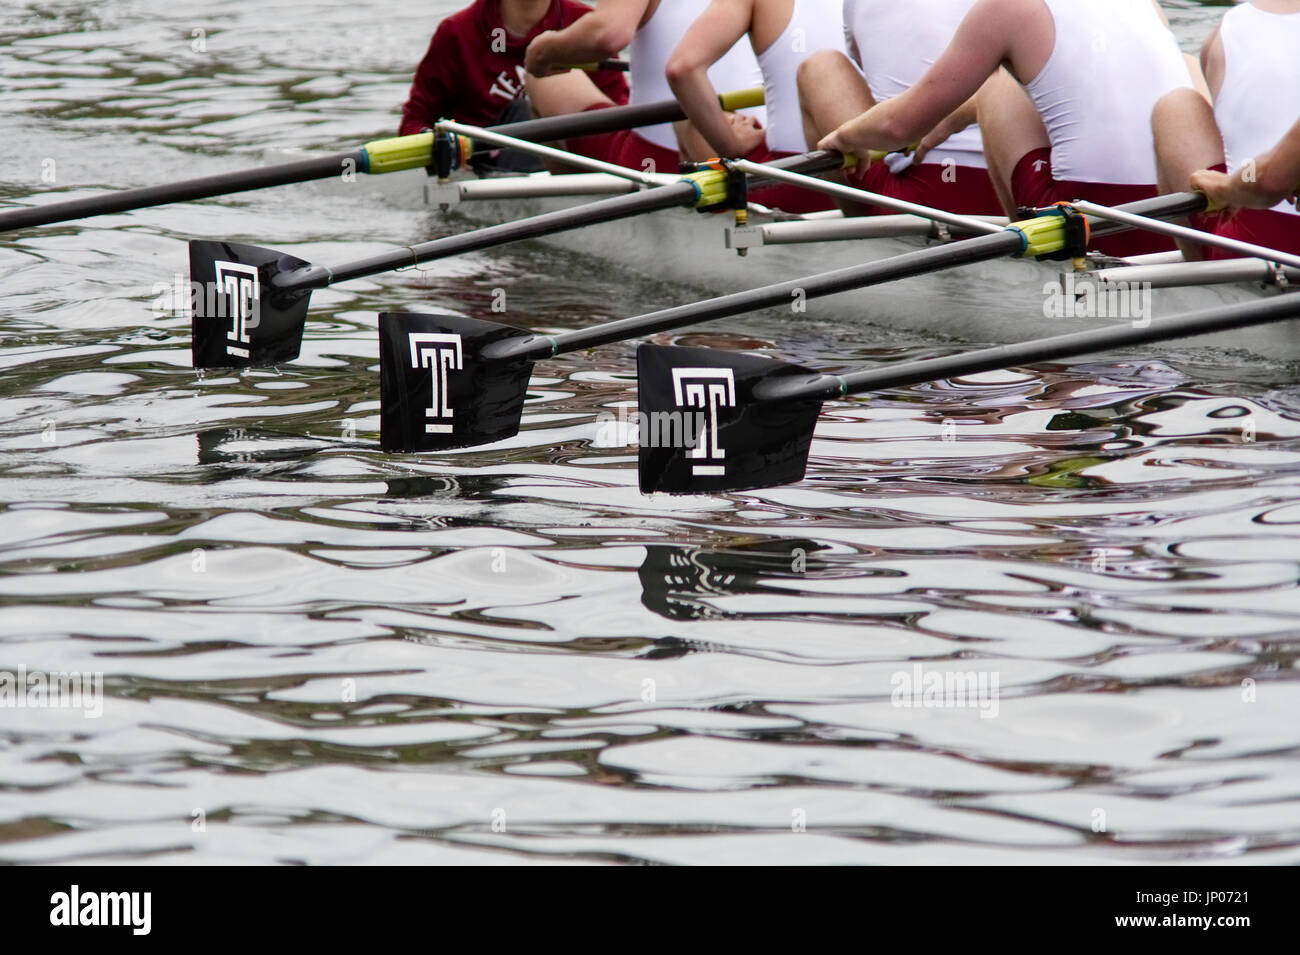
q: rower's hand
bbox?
[726,112,766,157]
[524,32,562,78]
[817,118,874,169]
[912,128,951,168]
[1191,165,1299,213]
[1190,167,1250,213]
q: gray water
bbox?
[1,0,1298,865]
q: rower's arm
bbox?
[1191,117,1300,211]
[818,0,1030,158]
[1200,25,1225,101]
[914,92,980,164]
[1255,118,1300,207]
[666,0,759,158]
[525,0,646,77]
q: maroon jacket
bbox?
[399,0,629,135]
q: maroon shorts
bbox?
[566,103,681,176]
[1011,147,1171,258]
[1202,208,1300,261]
[848,157,1002,218]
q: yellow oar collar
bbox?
[1006,202,1091,260]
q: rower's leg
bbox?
[524,69,614,119]
[797,50,876,213]
[524,69,617,172]
[1152,86,1224,260]
[974,69,1049,217]
[797,50,875,150]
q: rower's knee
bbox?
[1151,90,1224,198]
[797,49,851,96]
[1152,86,1214,133]
[525,70,609,120]
[1152,87,1223,166]
[974,69,1020,115]
[976,70,1043,149]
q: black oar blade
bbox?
[636,344,822,495]
[189,240,312,369]
[378,312,534,452]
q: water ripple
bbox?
[1,0,1297,864]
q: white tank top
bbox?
[1025,0,1191,185]
[630,0,766,151]
[844,0,986,170]
[755,0,846,153]
[1215,2,1300,217]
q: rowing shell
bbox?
[347,168,1300,360]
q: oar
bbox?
[745,162,1300,271]
[0,87,763,233]
[1070,199,1300,272]
[189,149,844,368]
[731,159,1005,236]
[560,60,631,72]
[375,192,1201,453]
[440,117,888,187]
[437,120,667,186]
[635,291,1300,494]
[490,86,762,143]
[744,164,1300,283]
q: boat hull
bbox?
[353,168,1299,360]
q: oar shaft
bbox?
[1073,198,1300,272]
[0,150,363,232]
[731,158,1004,236]
[496,228,1023,361]
[559,60,631,72]
[762,292,1300,403]
[283,150,846,292]
[493,191,1218,362]
[763,150,846,177]
[3,89,761,233]
[281,182,702,290]
[487,86,764,146]
[438,120,664,186]
[492,101,686,143]
[1082,192,1207,238]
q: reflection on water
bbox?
[2,1,1299,864]
[639,540,832,623]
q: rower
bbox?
[1164,1,1300,260]
[523,0,765,175]
[796,0,1001,218]
[1193,118,1300,246]
[399,1,628,172]
[665,0,845,214]
[818,0,1197,256]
